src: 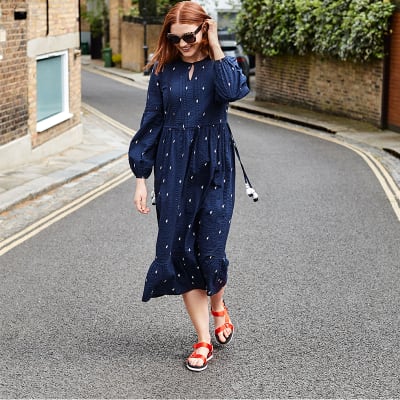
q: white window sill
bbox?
[37,112,73,133]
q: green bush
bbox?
[235,0,296,56]
[236,0,396,62]
[294,0,321,55]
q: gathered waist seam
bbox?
[163,122,227,130]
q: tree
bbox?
[82,0,109,43]
[139,0,157,17]
[236,0,396,62]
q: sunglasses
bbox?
[167,24,203,44]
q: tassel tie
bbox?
[232,138,259,202]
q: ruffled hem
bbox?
[142,256,229,302]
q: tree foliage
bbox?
[130,0,181,18]
[81,0,109,42]
[236,0,396,62]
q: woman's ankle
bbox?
[197,334,211,344]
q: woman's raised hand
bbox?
[204,18,224,61]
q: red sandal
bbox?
[186,342,213,372]
[211,303,234,345]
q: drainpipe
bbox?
[78,0,82,48]
[46,0,49,36]
[381,19,392,130]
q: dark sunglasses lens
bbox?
[167,34,180,44]
[167,31,197,44]
[182,33,196,43]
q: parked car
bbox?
[217,29,236,42]
[219,40,251,88]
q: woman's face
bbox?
[169,23,204,63]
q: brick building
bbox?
[387,4,400,131]
[0,1,82,170]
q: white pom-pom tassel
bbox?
[245,183,254,197]
[245,182,258,201]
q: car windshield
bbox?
[221,46,237,51]
[217,30,236,41]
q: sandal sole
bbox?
[186,354,213,372]
[215,327,234,345]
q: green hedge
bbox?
[236,0,396,62]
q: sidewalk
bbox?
[0,108,132,214]
[0,57,399,215]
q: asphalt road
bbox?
[82,70,146,130]
[0,70,399,398]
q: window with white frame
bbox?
[36,50,72,132]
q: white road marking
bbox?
[82,103,136,137]
[0,170,132,256]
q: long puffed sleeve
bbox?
[128,71,164,178]
[214,56,250,103]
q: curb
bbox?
[231,101,400,161]
[230,101,337,134]
[0,149,126,215]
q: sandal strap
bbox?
[212,305,234,338]
[188,342,213,366]
[188,352,207,364]
[211,308,226,317]
[215,322,234,335]
[211,305,231,325]
[211,304,229,318]
[193,341,213,352]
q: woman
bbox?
[128,1,249,371]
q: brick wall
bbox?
[121,19,162,71]
[109,0,132,54]
[0,0,82,169]
[27,0,77,38]
[256,54,384,126]
[388,11,400,131]
[0,1,28,146]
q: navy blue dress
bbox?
[129,56,249,302]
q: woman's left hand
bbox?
[204,18,218,46]
[204,18,225,61]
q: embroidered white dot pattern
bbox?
[129,57,249,302]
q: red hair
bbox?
[147,1,211,74]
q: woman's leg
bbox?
[210,286,232,343]
[182,289,211,367]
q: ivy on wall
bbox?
[236,0,396,62]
